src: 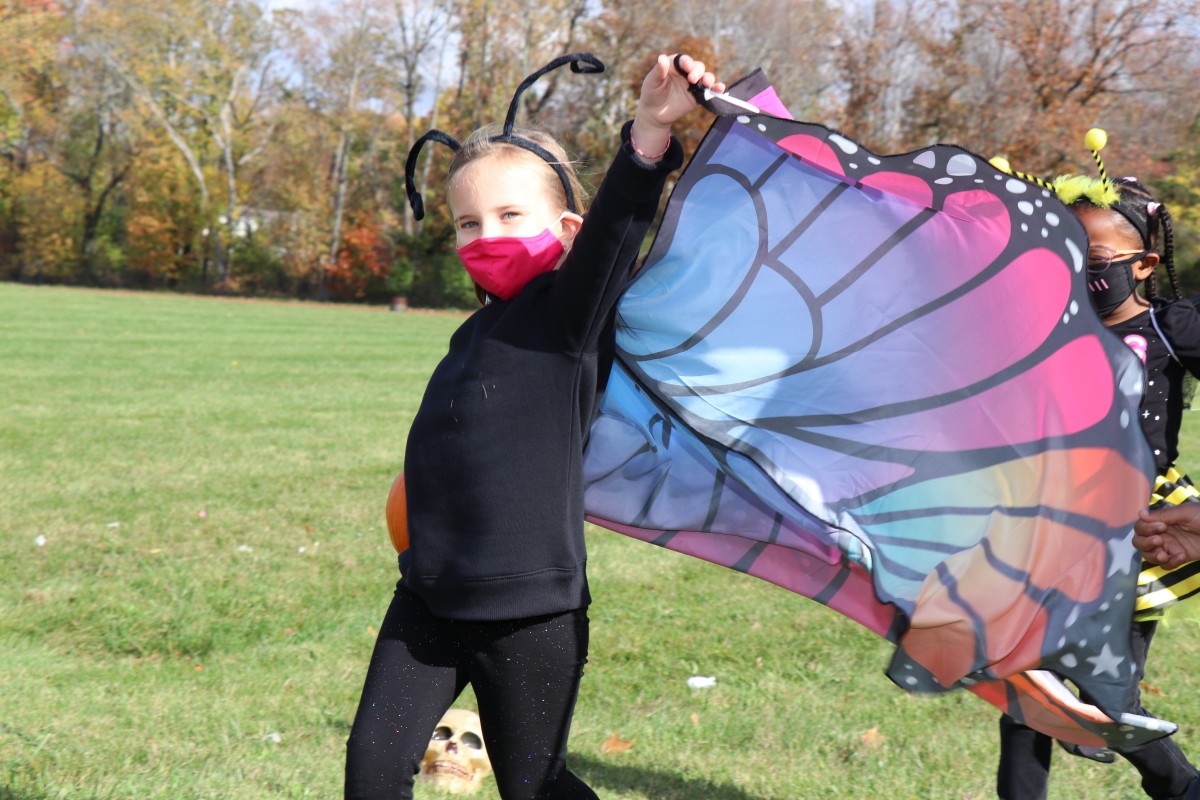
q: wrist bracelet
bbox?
[630,128,670,160]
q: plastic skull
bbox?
[418,708,492,794]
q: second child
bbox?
[997,142,1200,800]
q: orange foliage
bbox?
[10,164,79,278]
[326,214,392,300]
[123,139,202,284]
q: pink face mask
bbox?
[456,227,565,301]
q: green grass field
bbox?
[4,283,1200,799]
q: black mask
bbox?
[1086,251,1147,317]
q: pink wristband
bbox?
[629,128,670,160]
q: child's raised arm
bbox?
[630,53,725,163]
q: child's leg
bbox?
[344,584,468,800]
[997,714,1052,800]
[467,606,599,800]
[1115,620,1199,799]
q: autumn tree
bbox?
[2,0,1198,303]
[288,0,392,298]
[394,0,454,237]
[0,0,71,280]
[895,0,1200,173]
[1153,112,1200,291]
[82,0,282,288]
[824,0,933,146]
[31,54,137,281]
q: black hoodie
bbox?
[399,123,683,621]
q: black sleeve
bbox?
[547,120,684,355]
[1156,299,1200,378]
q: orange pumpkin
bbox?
[386,472,409,553]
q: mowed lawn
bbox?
[5,283,1200,800]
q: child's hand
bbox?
[630,53,724,162]
[1134,504,1200,569]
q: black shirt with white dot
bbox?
[1108,299,1200,472]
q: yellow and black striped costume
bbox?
[1107,300,1200,620]
[1135,467,1200,620]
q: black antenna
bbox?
[402,53,605,220]
[404,129,461,221]
[501,53,604,136]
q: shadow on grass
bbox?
[0,788,44,800]
[570,753,773,800]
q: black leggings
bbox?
[344,584,599,800]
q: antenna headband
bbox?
[404,53,605,221]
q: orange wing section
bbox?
[386,472,409,553]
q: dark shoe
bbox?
[1056,739,1116,763]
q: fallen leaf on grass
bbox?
[1141,681,1164,696]
[601,733,635,754]
[859,726,885,748]
[690,713,699,726]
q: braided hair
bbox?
[1112,178,1179,302]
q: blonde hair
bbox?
[447,124,586,217]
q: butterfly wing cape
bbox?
[582,72,1173,747]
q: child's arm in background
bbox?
[1158,299,1200,378]
[1136,504,1200,567]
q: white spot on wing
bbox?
[1065,238,1084,272]
[946,153,977,176]
[829,134,858,154]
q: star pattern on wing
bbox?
[1108,530,1138,576]
[1087,643,1125,679]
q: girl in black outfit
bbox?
[344,52,725,800]
[998,139,1200,800]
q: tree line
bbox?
[2,0,1198,308]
